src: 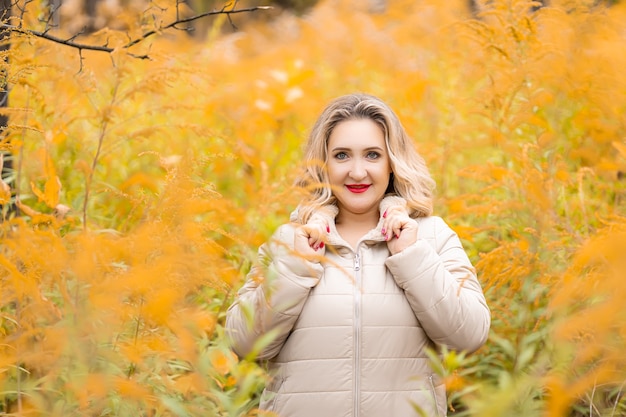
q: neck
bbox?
[335,210,379,248]
[335,209,379,230]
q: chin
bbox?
[344,204,379,215]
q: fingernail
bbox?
[320,242,324,248]
[396,233,400,239]
[381,228,386,235]
[383,210,387,218]
[326,225,330,233]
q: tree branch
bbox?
[0,5,271,59]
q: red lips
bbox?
[346,184,371,193]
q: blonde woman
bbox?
[226,94,490,417]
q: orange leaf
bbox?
[209,349,236,376]
[613,141,626,160]
[555,169,569,182]
[43,175,61,208]
[30,180,47,202]
[15,200,55,224]
[114,377,151,400]
[143,288,180,325]
[0,180,11,204]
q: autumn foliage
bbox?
[1,0,626,415]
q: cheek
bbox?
[327,164,343,182]
[379,164,392,180]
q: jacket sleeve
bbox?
[385,217,490,353]
[225,224,323,360]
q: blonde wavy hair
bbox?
[295,93,435,223]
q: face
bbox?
[327,118,391,220]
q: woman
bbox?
[226,94,490,417]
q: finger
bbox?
[308,236,322,250]
[388,216,411,241]
[381,215,393,240]
[382,216,400,240]
[383,205,406,219]
[304,224,328,250]
[392,223,403,240]
[381,206,407,239]
[382,219,396,241]
[311,237,326,251]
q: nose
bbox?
[349,159,367,181]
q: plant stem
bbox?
[82,82,120,229]
[127,296,144,378]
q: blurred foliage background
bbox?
[1,0,626,415]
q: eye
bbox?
[366,151,381,160]
[334,152,349,160]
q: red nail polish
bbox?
[320,242,324,248]
[326,225,330,233]
[383,210,387,218]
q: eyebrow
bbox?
[330,146,385,152]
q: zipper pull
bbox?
[354,252,361,271]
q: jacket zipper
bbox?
[429,374,441,417]
[353,249,362,417]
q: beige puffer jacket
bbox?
[226,199,490,417]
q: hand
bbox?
[294,218,330,262]
[381,205,418,255]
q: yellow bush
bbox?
[2,0,625,415]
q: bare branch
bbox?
[0,5,271,58]
[0,23,150,57]
[226,0,241,30]
[123,5,271,48]
[42,2,61,32]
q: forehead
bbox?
[328,119,386,150]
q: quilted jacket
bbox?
[226,201,490,417]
